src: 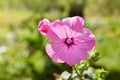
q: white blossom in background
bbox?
[6,32,14,39]
[0,46,7,60]
[0,46,7,54]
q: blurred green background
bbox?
[0,0,120,80]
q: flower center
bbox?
[65,38,73,46]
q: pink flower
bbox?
[38,16,95,65]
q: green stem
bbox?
[73,65,82,80]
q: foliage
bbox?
[0,0,120,80]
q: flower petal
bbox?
[52,20,77,38]
[65,45,88,65]
[51,20,67,38]
[38,19,51,35]
[38,19,62,42]
[76,28,95,42]
[46,44,64,63]
[74,28,95,50]
[76,40,95,50]
[47,28,62,42]
[62,16,84,32]
[51,42,68,62]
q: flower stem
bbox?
[73,65,82,80]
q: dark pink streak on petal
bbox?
[72,44,88,60]
[47,28,62,42]
[51,20,68,38]
[76,28,95,42]
[74,39,95,50]
[61,16,84,32]
[65,45,88,65]
[46,44,64,63]
[51,42,68,63]
[74,28,95,50]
